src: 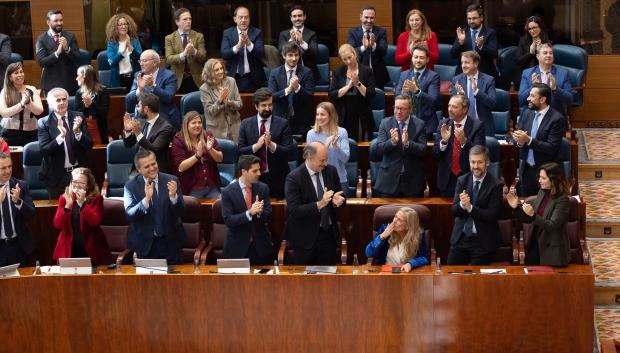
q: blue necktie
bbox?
[471,30,478,49]
[527,112,542,166]
[150,181,163,237]
[287,69,295,117]
[2,185,14,239]
[468,77,477,119]
[463,180,480,237]
[399,121,406,172]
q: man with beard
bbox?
[36,10,81,95]
[123,93,175,173]
[278,5,319,80]
[238,88,296,198]
[512,83,564,196]
[347,6,389,89]
[447,145,502,265]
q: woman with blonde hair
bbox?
[172,111,224,198]
[394,9,439,71]
[105,13,142,90]
[365,207,429,272]
[200,58,243,143]
[306,102,350,193]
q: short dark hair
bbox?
[361,5,376,13]
[461,50,480,63]
[139,93,160,113]
[234,6,249,17]
[469,144,490,161]
[253,87,272,105]
[394,95,412,107]
[47,10,62,20]
[281,42,301,56]
[411,44,429,57]
[531,83,552,104]
[0,152,11,160]
[238,155,261,173]
[452,94,470,111]
[466,3,483,16]
[289,5,305,16]
[134,149,155,169]
[174,8,190,21]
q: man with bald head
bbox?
[284,141,345,265]
[126,49,181,130]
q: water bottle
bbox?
[274,259,279,274]
[115,257,122,274]
[435,257,441,273]
[352,254,359,274]
[193,257,200,274]
[33,260,41,275]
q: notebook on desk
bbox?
[58,258,93,274]
[217,259,250,274]
[0,263,19,277]
[305,266,337,274]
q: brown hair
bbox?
[539,162,569,197]
[405,9,432,48]
[71,167,99,203]
[105,13,139,42]
[387,207,422,263]
[180,111,206,151]
[2,62,24,107]
[77,65,104,96]
[312,101,339,136]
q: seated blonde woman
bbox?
[365,207,428,272]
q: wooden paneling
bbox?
[29,0,87,50]
[580,55,620,89]
[336,0,393,46]
[570,56,620,126]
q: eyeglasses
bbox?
[139,58,154,63]
[528,25,540,31]
[71,180,87,187]
[117,22,129,27]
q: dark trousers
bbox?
[259,172,284,199]
[246,241,271,266]
[1,129,38,147]
[119,73,133,91]
[520,163,540,197]
[0,238,26,267]
[47,171,73,200]
[145,236,182,265]
[235,74,259,93]
[525,233,541,265]
[439,172,459,198]
[178,76,198,94]
[294,228,338,265]
[378,176,424,198]
[447,234,494,265]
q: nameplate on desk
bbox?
[217,259,250,274]
[305,266,337,274]
[135,259,168,274]
[59,258,93,274]
[0,263,20,277]
[480,268,507,274]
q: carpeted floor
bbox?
[579,129,620,164]
[589,238,620,286]
[580,181,620,221]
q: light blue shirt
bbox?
[306,127,350,183]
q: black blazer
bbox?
[221,181,273,260]
[74,88,110,139]
[5,177,36,257]
[450,26,498,78]
[35,30,80,94]
[450,172,502,253]
[347,26,389,88]
[268,64,315,130]
[221,26,266,88]
[123,116,175,173]
[0,33,10,91]
[328,64,376,126]
[284,164,342,250]
[278,27,319,79]
[394,68,441,135]
[517,107,564,172]
[37,110,93,187]
[433,117,485,192]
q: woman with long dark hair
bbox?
[75,65,110,143]
[515,16,549,89]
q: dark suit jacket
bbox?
[221,181,273,260]
[74,88,110,140]
[37,110,93,188]
[518,65,573,117]
[237,115,296,197]
[347,26,389,88]
[517,107,564,172]
[35,30,80,94]
[394,68,441,135]
[375,116,427,196]
[450,172,502,253]
[328,64,375,130]
[433,117,485,192]
[285,164,342,250]
[278,27,319,79]
[126,68,181,130]
[221,26,266,88]
[123,172,186,262]
[123,116,175,173]
[516,191,570,266]
[268,64,315,131]
[450,26,498,78]
[451,72,497,136]
[4,177,35,256]
[0,33,11,91]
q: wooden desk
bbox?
[1,265,593,353]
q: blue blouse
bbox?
[365,223,429,268]
[106,39,142,87]
[306,127,349,183]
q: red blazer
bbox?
[394,31,438,71]
[52,194,112,265]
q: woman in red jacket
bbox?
[52,168,111,265]
[394,9,438,71]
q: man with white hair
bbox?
[126,49,181,130]
[37,87,93,199]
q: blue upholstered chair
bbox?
[497,46,518,90]
[103,140,138,197]
[552,44,588,107]
[216,138,237,187]
[96,50,110,70]
[9,52,22,64]
[22,142,49,200]
[384,44,399,92]
[345,138,359,198]
[98,70,112,86]
[315,43,330,92]
[485,136,502,181]
[79,48,91,67]
[493,88,511,139]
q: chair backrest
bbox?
[345,138,358,197]
[315,43,330,91]
[101,198,129,259]
[262,44,281,69]
[371,88,386,110]
[79,48,91,67]
[218,138,237,186]
[182,195,205,263]
[491,200,517,264]
[560,137,571,182]
[552,44,588,106]
[438,43,458,66]
[385,66,401,92]
[96,50,110,70]
[497,46,518,83]
[492,88,511,136]
[208,199,228,263]
[371,204,433,254]
[384,44,397,66]
[106,140,138,197]
[180,91,204,117]
[67,96,76,111]
[485,136,502,181]
[434,64,457,82]
[369,139,379,190]
[22,142,49,200]
[317,43,329,65]
[9,52,23,64]
[372,109,385,133]
[98,70,112,86]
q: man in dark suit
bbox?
[0,153,35,267]
[451,50,497,137]
[126,49,181,130]
[375,95,427,197]
[238,88,296,199]
[124,150,186,264]
[394,44,441,138]
[278,5,319,80]
[347,5,389,89]
[433,95,485,197]
[221,155,273,264]
[0,33,11,91]
[35,10,81,95]
[38,88,93,199]
[221,6,266,93]
[448,145,502,265]
[123,93,175,173]
[268,42,315,135]
[285,142,345,265]
[450,3,498,78]
[513,83,564,196]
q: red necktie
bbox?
[451,123,462,176]
[244,185,252,210]
[259,120,267,172]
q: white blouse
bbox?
[0,85,44,131]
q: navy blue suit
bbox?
[0,177,35,267]
[375,116,427,197]
[347,26,389,88]
[450,26,498,78]
[268,65,315,135]
[237,115,296,198]
[451,72,497,136]
[123,172,186,264]
[221,26,266,92]
[221,181,273,264]
[518,65,573,119]
[394,68,441,136]
[433,117,486,197]
[126,68,181,130]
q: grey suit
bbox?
[35,30,80,95]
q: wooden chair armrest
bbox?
[430,248,437,266]
[518,231,525,265]
[117,249,132,265]
[340,237,347,265]
[355,174,363,198]
[101,172,109,198]
[512,235,519,264]
[201,242,213,265]
[366,257,373,266]
[365,169,372,199]
[423,180,430,198]
[193,238,206,265]
[580,239,590,265]
[277,240,288,265]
